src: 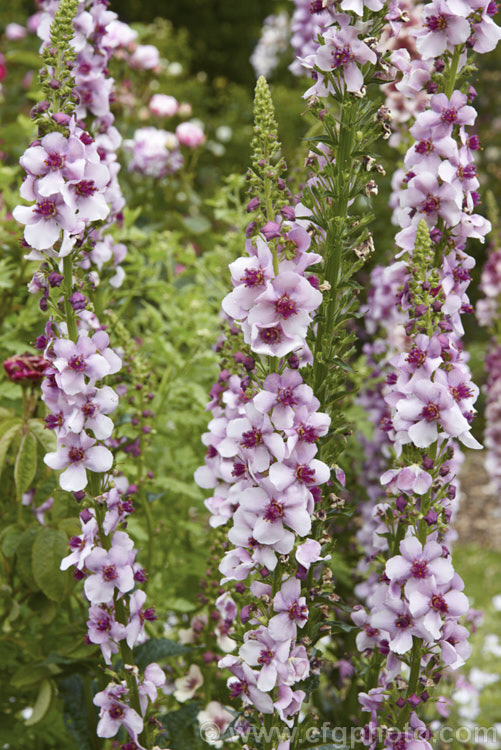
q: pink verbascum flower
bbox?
[310,14,377,94]
[268,577,308,641]
[93,682,143,740]
[416,0,472,59]
[44,431,113,491]
[83,531,135,603]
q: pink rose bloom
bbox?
[129,44,160,70]
[149,94,179,118]
[176,122,206,148]
[5,23,27,40]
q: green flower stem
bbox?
[445,46,461,100]
[63,254,78,342]
[114,596,144,726]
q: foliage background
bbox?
[0,1,500,748]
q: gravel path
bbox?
[456,453,501,549]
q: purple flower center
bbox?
[277,386,296,406]
[45,412,64,429]
[102,564,118,582]
[232,461,247,477]
[365,624,379,638]
[206,445,218,459]
[458,163,477,180]
[264,499,284,521]
[431,594,448,613]
[259,326,282,344]
[395,614,412,629]
[68,354,86,371]
[331,45,352,68]
[75,179,97,196]
[275,294,297,319]
[258,648,274,665]
[420,193,440,215]
[108,703,124,720]
[243,267,265,287]
[82,401,97,417]
[309,0,324,12]
[68,447,85,463]
[296,423,318,442]
[230,680,248,699]
[421,402,440,421]
[410,560,428,578]
[453,266,470,282]
[96,615,111,632]
[69,535,83,549]
[78,62,92,74]
[415,139,434,155]
[35,199,57,217]
[441,107,458,124]
[288,600,308,622]
[295,464,315,484]
[241,428,263,448]
[450,383,472,401]
[44,151,65,169]
[406,347,426,366]
[379,416,393,432]
[425,14,448,31]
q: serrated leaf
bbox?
[32,527,68,602]
[15,431,37,498]
[28,418,57,452]
[134,638,191,670]
[25,679,53,726]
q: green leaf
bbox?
[28,418,57,452]
[15,431,38,498]
[58,675,94,750]
[16,526,40,590]
[169,597,197,613]
[11,664,53,689]
[181,215,211,235]
[1,524,23,557]
[0,419,22,476]
[25,679,53,726]
[135,638,191,670]
[32,527,68,602]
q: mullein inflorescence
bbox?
[13,2,165,747]
[477,195,501,493]
[350,2,501,743]
[195,77,329,735]
[195,1,400,740]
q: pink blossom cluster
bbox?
[351,1,500,739]
[60,492,166,743]
[289,0,330,76]
[35,0,129,286]
[13,5,166,745]
[221,209,323,360]
[194,208,332,724]
[124,127,183,179]
[13,120,111,255]
[124,122,205,178]
[251,11,290,79]
[477,244,501,492]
